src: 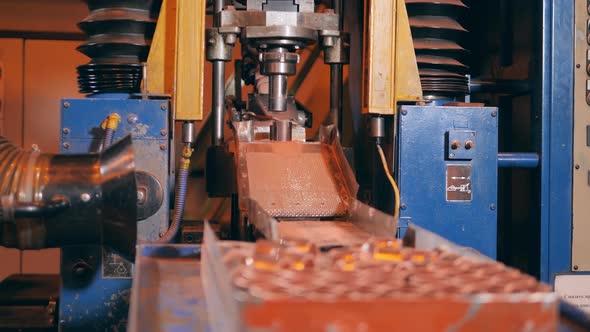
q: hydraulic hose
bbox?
[158,144,193,243]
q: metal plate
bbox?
[276,221,370,247]
[446,165,472,202]
[59,98,170,331]
[555,274,590,313]
[398,106,498,258]
[102,248,133,279]
[572,0,590,272]
[240,142,349,218]
[128,245,208,332]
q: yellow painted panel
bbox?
[362,0,422,115]
[174,0,206,120]
[147,0,205,121]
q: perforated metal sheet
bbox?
[277,221,370,247]
[240,142,348,218]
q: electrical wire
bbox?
[376,144,400,221]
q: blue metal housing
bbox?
[59,97,171,331]
[397,105,499,258]
[538,0,574,283]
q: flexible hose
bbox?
[158,144,193,243]
[376,144,400,221]
[103,128,115,150]
[100,113,121,151]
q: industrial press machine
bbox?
[0,0,589,331]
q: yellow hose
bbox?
[376,144,400,221]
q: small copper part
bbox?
[222,240,551,302]
[280,238,318,254]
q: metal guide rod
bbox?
[212,0,225,146]
[330,0,344,135]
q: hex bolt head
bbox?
[80,193,91,202]
[63,102,70,108]
[574,265,579,271]
[451,140,461,150]
[160,129,168,136]
[159,232,165,238]
[160,144,167,150]
[575,164,581,170]
[401,110,408,116]
[400,203,407,210]
[465,141,475,150]
[161,103,168,110]
[450,153,456,158]
[62,128,70,135]
[490,204,496,211]
[491,111,497,117]
[62,142,70,149]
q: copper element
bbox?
[220,238,551,302]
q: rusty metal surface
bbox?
[128,245,209,332]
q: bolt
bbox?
[62,128,70,135]
[80,193,91,202]
[450,153,456,158]
[574,265,579,271]
[71,260,93,279]
[208,38,216,44]
[137,189,146,204]
[401,109,408,116]
[31,144,40,152]
[465,141,475,150]
[160,129,168,136]
[575,164,581,170]
[161,103,167,110]
[491,111,497,117]
[470,132,476,137]
[72,259,94,279]
[577,64,582,69]
[159,232,165,238]
[400,203,407,210]
[62,142,70,149]
[490,204,496,211]
[63,102,70,108]
[451,140,461,150]
[127,114,138,124]
[160,144,167,150]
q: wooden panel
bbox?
[0,0,86,34]
[23,39,85,153]
[22,250,59,275]
[147,0,206,120]
[0,39,24,144]
[21,39,85,274]
[0,38,24,280]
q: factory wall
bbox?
[0,0,86,280]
